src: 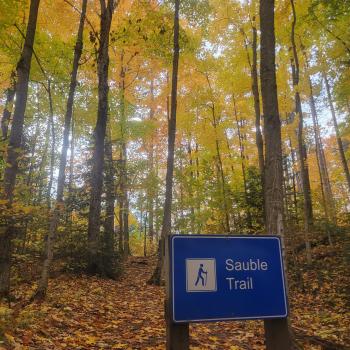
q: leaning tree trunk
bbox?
[1,71,16,141]
[34,0,87,300]
[260,0,292,348]
[87,0,115,274]
[149,0,180,287]
[290,0,313,263]
[301,44,335,224]
[324,73,350,193]
[0,0,40,299]
[308,76,335,223]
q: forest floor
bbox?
[0,233,349,350]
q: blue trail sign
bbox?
[170,235,288,323]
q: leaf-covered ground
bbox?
[0,235,349,350]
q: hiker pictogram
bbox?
[186,259,217,292]
[195,263,208,286]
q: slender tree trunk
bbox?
[289,138,299,222]
[117,50,129,258]
[122,143,130,256]
[67,111,75,224]
[103,126,116,277]
[26,115,41,190]
[149,0,180,288]
[0,0,40,299]
[34,0,87,299]
[46,80,55,208]
[162,1,189,347]
[290,0,313,240]
[308,75,335,223]
[210,104,230,232]
[205,73,230,232]
[187,140,196,234]
[233,95,253,230]
[36,111,50,205]
[324,73,350,192]
[87,0,115,274]
[1,72,16,141]
[143,211,147,257]
[243,19,265,215]
[147,80,155,241]
[260,0,292,348]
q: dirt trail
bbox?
[9,245,349,349]
[11,257,267,349]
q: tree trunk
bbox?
[147,79,156,241]
[211,103,230,233]
[290,0,313,263]
[251,19,265,191]
[260,0,292,348]
[163,1,189,348]
[308,75,335,223]
[117,50,130,258]
[103,126,116,277]
[187,140,196,234]
[36,107,50,205]
[0,0,40,299]
[149,0,180,289]
[87,0,115,274]
[67,109,75,224]
[289,138,299,222]
[1,72,16,141]
[233,95,253,230]
[243,19,265,217]
[46,80,55,208]
[324,73,350,192]
[122,144,130,256]
[34,0,87,299]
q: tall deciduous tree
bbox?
[290,0,313,262]
[260,0,292,348]
[34,0,87,299]
[0,0,40,298]
[87,0,116,274]
[163,2,189,347]
[148,0,181,286]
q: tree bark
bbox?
[211,103,230,233]
[164,2,189,348]
[290,0,313,237]
[260,0,292,348]
[46,80,55,208]
[324,73,350,192]
[308,75,335,223]
[117,50,130,258]
[233,95,253,230]
[1,72,16,141]
[103,126,116,277]
[242,19,265,217]
[251,20,265,190]
[0,0,40,299]
[147,79,156,241]
[149,0,180,292]
[34,0,87,299]
[87,0,115,274]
